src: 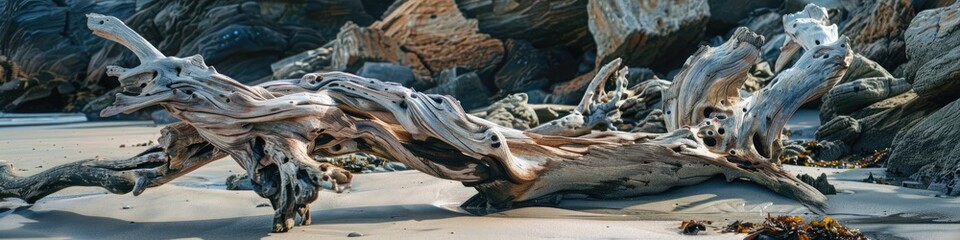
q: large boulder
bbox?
[587,0,710,72]
[371,0,505,78]
[328,22,430,80]
[456,0,594,51]
[897,1,960,82]
[494,39,552,94]
[840,0,915,70]
[912,44,960,103]
[887,98,960,185]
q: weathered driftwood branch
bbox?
[528,58,627,137]
[1,12,852,232]
[0,123,226,203]
[776,4,840,72]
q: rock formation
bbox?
[587,0,710,72]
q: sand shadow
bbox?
[4,203,467,239]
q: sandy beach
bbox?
[0,121,957,239]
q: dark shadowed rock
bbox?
[0,0,136,112]
[547,70,595,105]
[456,0,593,51]
[912,46,960,103]
[226,173,255,191]
[737,9,784,42]
[798,173,837,195]
[708,0,784,36]
[816,140,851,160]
[625,67,659,90]
[425,69,491,110]
[587,0,710,72]
[357,62,417,87]
[494,39,551,94]
[911,0,959,11]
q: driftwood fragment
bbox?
[776,4,839,72]
[1,11,854,233]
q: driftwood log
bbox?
[1,11,852,233]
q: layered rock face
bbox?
[883,1,960,195]
[587,0,710,72]
[1,0,373,118]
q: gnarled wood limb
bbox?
[529,58,628,137]
[663,27,763,131]
[661,19,853,212]
[0,122,227,203]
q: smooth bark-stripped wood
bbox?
[0,11,850,233]
[663,27,763,131]
[776,4,839,72]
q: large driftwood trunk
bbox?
[1,9,852,232]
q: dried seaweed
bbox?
[683,214,867,239]
[745,215,867,240]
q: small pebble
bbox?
[347,232,363,237]
[122,205,131,209]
